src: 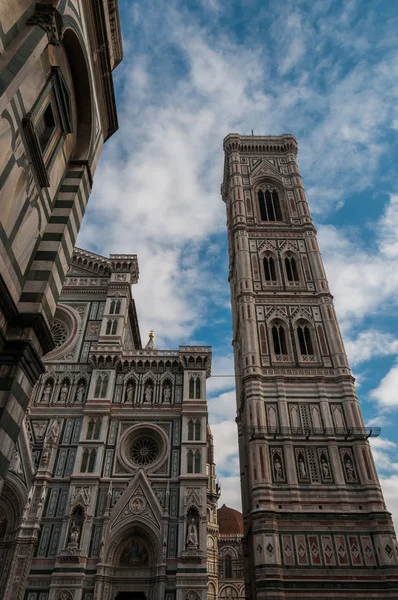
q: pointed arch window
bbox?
[272,324,288,355]
[194,450,201,473]
[189,377,195,399]
[100,375,109,398]
[187,449,194,473]
[225,553,233,578]
[87,418,95,440]
[263,256,277,282]
[110,300,116,314]
[115,299,121,314]
[81,448,89,472]
[188,420,194,440]
[297,325,314,355]
[285,256,299,282]
[195,420,201,440]
[94,375,102,398]
[88,448,97,472]
[258,189,282,221]
[195,377,201,399]
[93,419,101,439]
[106,319,112,334]
[111,319,118,335]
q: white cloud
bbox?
[379,475,398,533]
[370,362,398,408]
[218,476,242,512]
[207,354,235,396]
[208,391,236,425]
[345,330,398,367]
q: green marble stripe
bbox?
[0,223,24,286]
[0,451,10,479]
[0,4,35,51]
[34,251,58,262]
[49,216,69,225]
[60,184,79,193]
[65,170,84,179]
[54,200,74,209]
[42,233,63,242]
[0,376,29,411]
[0,407,20,442]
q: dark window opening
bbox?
[272,325,287,355]
[264,256,277,281]
[297,325,314,355]
[285,257,299,282]
[258,189,282,221]
[36,103,56,153]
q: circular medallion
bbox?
[129,495,147,515]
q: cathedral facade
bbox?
[0,0,122,495]
[221,133,398,599]
[3,248,214,600]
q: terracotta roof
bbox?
[217,504,243,535]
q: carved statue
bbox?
[321,458,331,480]
[297,455,306,479]
[186,518,198,548]
[345,457,355,481]
[59,381,69,403]
[125,382,134,403]
[274,455,283,481]
[75,381,86,403]
[163,385,171,403]
[67,522,80,547]
[144,386,153,404]
[41,382,52,403]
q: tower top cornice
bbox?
[223,133,298,156]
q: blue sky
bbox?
[79,0,398,525]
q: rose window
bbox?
[130,436,159,466]
[51,320,69,348]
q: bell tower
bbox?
[221,133,398,599]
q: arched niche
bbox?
[62,27,93,161]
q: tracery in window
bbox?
[272,324,288,355]
[285,256,299,282]
[258,188,282,221]
[297,325,314,355]
[263,255,277,282]
[225,553,233,578]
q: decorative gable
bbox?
[109,469,163,533]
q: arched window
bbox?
[100,375,109,398]
[115,300,121,314]
[194,450,201,473]
[88,448,97,473]
[285,256,299,282]
[195,420,201,440]
[187,450,194,473]
[225,553,233,578]
[110,300,115,314]
[87,419,95,440]
[188,420,194,440]
[93,419,101,439]
[111,320,118,335]
[189,377,195,399]
[81,448,89,472]
[94,375,102,398]
[272,324,288,355]
[258,189,282,221]
[106,319,112,334]
[297,325,314,355]
[195,377,201,399]
[263,256,277,282]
